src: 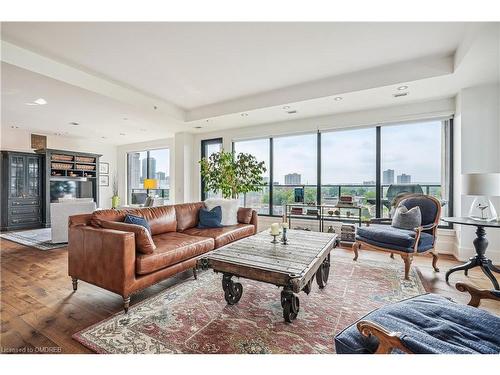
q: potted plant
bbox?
[111,175,120,209]
[199,150,266,199]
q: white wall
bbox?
[454,83,500,263]
[116,138,175,205]
[0,127,117,208]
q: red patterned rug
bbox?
[73,256,427,353]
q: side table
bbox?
[443,217,500,290]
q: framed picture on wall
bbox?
[99,175,109,186]
[99,162,109,174]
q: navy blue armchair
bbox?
[352,194,441,280]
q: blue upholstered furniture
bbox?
[334,283,500,354]
[352,194,441,279]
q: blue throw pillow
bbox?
[124,214,151,234]
[198,206,223,229]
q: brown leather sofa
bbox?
[68,202,257,312]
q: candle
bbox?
[282,222,289,229]
[270,223,280,235]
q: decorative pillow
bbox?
[237,207,253,224]
[392,205,422,230]
[204,198,238,226]
[100,221,156,254]
[198,206,223,229]
[124,214,151,234]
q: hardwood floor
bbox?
[1,237,499,354]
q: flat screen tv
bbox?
[50,180,94,202]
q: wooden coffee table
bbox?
[197,229,338,323]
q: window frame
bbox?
[200,138,223,201]
[126,148,170,205]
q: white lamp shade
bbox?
[462,173,500,196]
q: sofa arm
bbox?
[250,210,258,234]
[68,225,136,297]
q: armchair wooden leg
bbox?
[352,242,360,261]
[193,267,198,280]
[123,296,131,313]
[431,251,440,272]
[390,253,394,259]
[71,277,78,291]
[401,254,412,280]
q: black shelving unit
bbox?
[35,148,101,227]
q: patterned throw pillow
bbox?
[198,206,223,229]
[124,214,152,234]
[392,205,422,230]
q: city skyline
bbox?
[128,150,170,189]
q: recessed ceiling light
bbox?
[334,97,343,101]
[119,133,126,136]
[283,106,290,110]
[397,85,409,91]
[101,136,107,139]
[194,126,203,129]
[122,117,128,120]
[205,119,210,123]
[34,98,47,105]
[241,113,248,117]
[287,110,298,114]
[69,122,79,126]
[25,97,48,106]
[10,125,19,129]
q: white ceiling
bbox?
[2,22,468,109]
[1,22,498,144]
[1,62,183,143]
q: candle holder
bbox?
[281,227,288,245]
[271,234,280,244]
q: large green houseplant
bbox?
[200,150,267,199]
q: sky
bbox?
[234,120,443,185]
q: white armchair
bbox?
[50,199,97,243]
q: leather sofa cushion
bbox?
[237,207,253,224]
[183,224,255,248]
[138,206,177,235]
[90,208,136,227]
[101,220,156,254]
[136,232,214,275]
[174,202,205,231]
[334,293,500,354]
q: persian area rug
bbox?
[0,228,66,250]
[73,257,427,354]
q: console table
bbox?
[285,203,362,232]
[443,217,500,290]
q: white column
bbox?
[173,132,194,204]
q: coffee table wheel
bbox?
[316,254,331,289]
[283,293,299,323]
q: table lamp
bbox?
[143,178,158,196]
[462,173,500,221]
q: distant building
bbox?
[285,173,301,185]
[382,169,394,185]
[363,180,375,185]
[142,157,156,181]
[130,153,141,188]
[397,173,412,184]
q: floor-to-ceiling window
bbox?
[321,127,377,220]
[201,118,452,227]
[272,133,317,216]
[380,120,451,220]
[200,138,223,200]
[233,138,270,214]
[127,148,170,204]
